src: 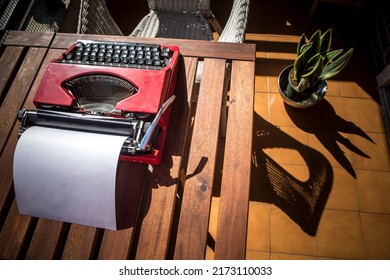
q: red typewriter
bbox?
[18,40,180,165]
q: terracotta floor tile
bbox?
[308,131,353,172]
[360,213,390,259]
[270,206,317,256]
[208,197,219,242]
[267,62,290,94]
[341,81,373,99]
[246,202,270,252]
[326,80,342,97]
[246,251,270,260]
[269,93,308,128]
[349,132,390,172]
[325,167,359,211]
[317,210,365,259]
[303,96,347,131]
[356,170,390,214]
[255,61,268,93]
[278,164,310,184]
[271,253,317,260]
[254,91,269,120]
[206,197,220,260]
[343,98,385,133]
[205,246,214,260]
[262,127,310,166]
[268,74,279,94]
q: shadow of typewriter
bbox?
[251,114,333,236]
[118,54,207,227]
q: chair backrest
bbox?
[77,0,123,35]
[147,0,211,15]
[218,0,250,43]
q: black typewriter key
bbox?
[137,58,145,65]
[82,52,89,61]
[120,54,128,63]
[161,48,170,57]
[60,40,172,68]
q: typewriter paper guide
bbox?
[13,126,129,230]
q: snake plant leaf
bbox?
[302,53,322,78]
[306,29,321,59]
[297,77,311,92]
[319,48,354,80]
[297,33,307,55]
[299,42,313,56]
[294,42,317,80]
[320,28,332,54]
[323,49,344,66]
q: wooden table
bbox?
[0,31,255,260]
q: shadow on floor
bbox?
[285,99,374,179]
[250,113,333,236]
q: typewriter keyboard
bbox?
[57,40,174,70]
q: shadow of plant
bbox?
[251,113,333,236]
[284,99,374,178]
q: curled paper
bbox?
[13,126,131,230]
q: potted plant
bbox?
[278,28,354,108]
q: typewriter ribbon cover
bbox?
[12,40,180,229]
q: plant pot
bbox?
[278,65,328,108]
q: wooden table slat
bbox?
[0,46,24,101]
[25,219,66,260]
[50,33,256,61]
[214,60,254,259]
[61,224,99,260]
[0,125,19,219]
[174,58,226,260]
[0,200,34,259]
[135,56,199,260]
[0,48,67,260]
[0,47,47,152]
[2,31,54,47]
